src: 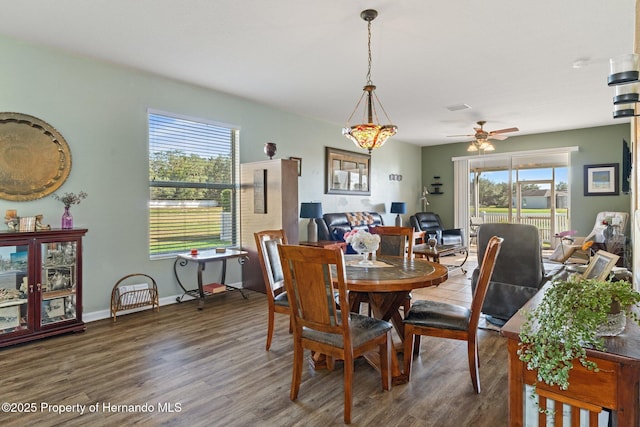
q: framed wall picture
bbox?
[325,147,371,196]
[584,163,619,196]
[582,250,620,281]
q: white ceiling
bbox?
[0,0,634,146]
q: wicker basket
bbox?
[110,273,159,322]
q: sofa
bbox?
[409,212,464,246]
[317,211,384,249]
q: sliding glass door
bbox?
[465,149,571,249]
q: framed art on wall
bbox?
[325,147,371,196]
[584,163,619,196]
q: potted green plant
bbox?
[518,277,640,395]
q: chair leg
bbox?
[403,295,411,313]
[265,308,275,351]
[327,356,335,371]
[413,335,421,356]
[467,336,480,394]
[290,339,303,400]
[343,354,353,424]
[380,331,392,391]
[403,325,416,380]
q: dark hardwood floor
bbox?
[0,250,509,426]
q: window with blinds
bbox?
[148,110,239,258]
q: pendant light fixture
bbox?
[342,9,397,153]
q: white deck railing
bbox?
[477,213,568,247]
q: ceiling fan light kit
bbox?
[608,54,640,118]
[467,140,495,152]
[452,120,517,153]
[342,9,397,154]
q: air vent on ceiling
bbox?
[446,103,472,112]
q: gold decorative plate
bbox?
[0,112,72,201]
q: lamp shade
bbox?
[300,202,323,219]
[390,202,406,214]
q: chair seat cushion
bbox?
[274,289,289,307]
[404,299,470,331]
[302,312,392,348]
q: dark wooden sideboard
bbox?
[501,283,640,426]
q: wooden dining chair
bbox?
[371,225,414,258]
[254,229,289,351]
[403,236,503,393]
[278,244,393,424]
[369,225,415,313]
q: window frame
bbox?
[147,109,240,260]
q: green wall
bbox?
[0,31,630,318]
[0,34,421,317]
[421,124,632,236]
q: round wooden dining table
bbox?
[317,255,449,384]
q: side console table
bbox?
[501,283,640,426]
[413,243,468,274]
[174,249,248,309]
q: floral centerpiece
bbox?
[344,229,380,265]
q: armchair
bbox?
[548,211,629,264]
[410,212,464,246]
[471,223,548,325]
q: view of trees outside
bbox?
[149,150,233,208]
[471,167,569,247]
[473,177,567,209]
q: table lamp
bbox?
[300,202,323,242]
[390,202,406,227]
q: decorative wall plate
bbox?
[0,112,72,201]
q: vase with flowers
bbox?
[344,229,380,266]
[52,191,88,229]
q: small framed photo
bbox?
[43,297,65,318]
[584,163,619,196]
[0,305,20,330]
[289,157,302,176]
[582,250,620,281]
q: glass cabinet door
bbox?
[40,240,77,326]
[0,244,30,335]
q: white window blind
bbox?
[148,110,239,258]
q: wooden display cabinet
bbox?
[0,228,87,347]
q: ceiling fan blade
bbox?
[489,127,519,135]
[489,134,509,141]
[447,134,474,138]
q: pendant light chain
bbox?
[366,19,373,86]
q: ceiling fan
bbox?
[448,121,519,152]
